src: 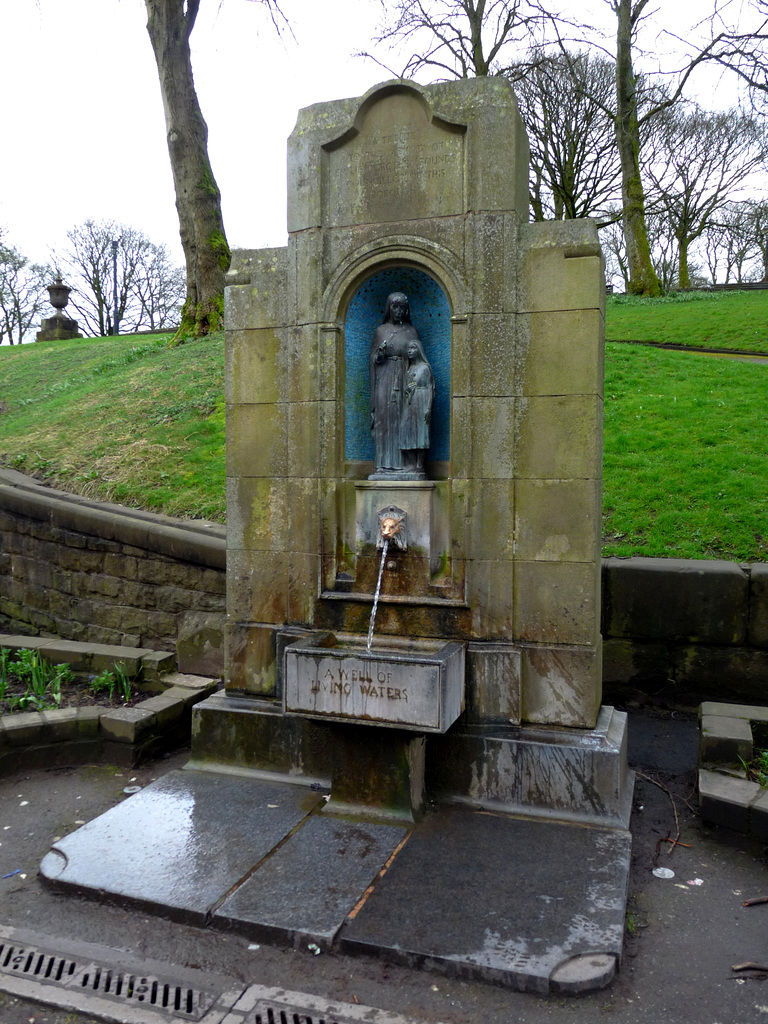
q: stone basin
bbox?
[283,632,465,733]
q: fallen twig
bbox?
[637,771,682,854]
[742,896,768,907]
[733,961,768,971]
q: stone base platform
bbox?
[40,768,632,995]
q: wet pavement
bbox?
[1,708,768,1023]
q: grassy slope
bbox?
[0,333,225,521]
[1,289,766,558]
[606,289,768,351]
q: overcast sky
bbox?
[0,0,743,271]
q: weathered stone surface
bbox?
[748,563,768,649]
[428,706,632,827]
[176,611,225,677]
[518,220,604,314]
[603,637,768,706]
[0,469,225,648]
[515,395,601,480]
[340,806,629,992]
[751,788,768,842]
[514,560,599,646]
[224,247,291,327]
[99,707,157,744]
[190,691,333,782]
[465,642,521,723]
[700,713,753,763]
[515,479,600,563]
[226,549,319,626]
[517,307,604,399]
[40,771,325,924]
[227,476,319,554]
[464,313,518,397]
[521,642,602,728]
[698,767,762,832]
[701,700,768,723]
[226,325,322,406]
[215,815,408,949]
[603,556,748,644]
[284,635,465,733]
[224,621,278,695]
[466,558,515,639]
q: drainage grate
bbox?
[249,1007,337,1024]
[241,998,421,1024]
[0,940,217,1020]
[246,1005,358,1024]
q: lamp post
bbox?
[111,239,120,336]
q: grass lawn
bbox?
[0,332,225,521]
[605,289,768,352]
[1,294,767,560]
[602,342,768,561]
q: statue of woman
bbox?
[369,292,431,478]
[400,340,434,476]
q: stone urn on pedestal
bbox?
[36,273,83,341]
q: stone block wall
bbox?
[602,557,768,706]
[0,470,226,655]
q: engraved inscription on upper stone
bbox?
[323,87,465,227]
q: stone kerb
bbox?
[698,700,768,840]
[0,632,218,772]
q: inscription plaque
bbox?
[324,88,465,227]
[284,634,465,733]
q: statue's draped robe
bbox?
[370,323,420,472]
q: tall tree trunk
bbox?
[145,0,230,337]
[614,0,661,296]
[677,234,691,289]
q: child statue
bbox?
[400,340,434,477]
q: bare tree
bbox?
[0,239,49,345]
[688,0,768,109]
[511,49,621,221]
[645,209,679,293]
[745,199,768,281]
[144,0,285,339]
[54,220,184,336]
[599,210,630,291]
[646,105,766,289]
[369,0,557,79]
[131,243,185,332]
[703,203,762,284]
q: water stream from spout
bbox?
[366,539,389,653]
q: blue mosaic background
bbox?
[344,268,451,462]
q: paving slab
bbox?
[39,769,324,923]
[339,806,631,994]
[215,814,409,950]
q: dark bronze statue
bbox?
[369,292,434,480]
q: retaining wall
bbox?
[1,471,767,705]
[602,557,768,706]
[0,470,226,673]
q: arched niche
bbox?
[343,267,451,469]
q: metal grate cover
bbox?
[0,940,217,1020]
[248,1005,340,1024]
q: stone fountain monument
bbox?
[40,78,634,995]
